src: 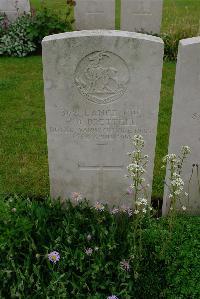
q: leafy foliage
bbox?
[0,15,36,57]
[28,7,74,49]
[0,195,199,298]
[0,5,74,57]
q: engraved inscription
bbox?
[49,106,153,141]
[192,112,200,122]
[75,51,130,104]
[192,112,200,142]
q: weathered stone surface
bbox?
[74,0,115,30]
[42,30,163,207]
[0,0,30,22]
[121,0,163,34]
[163,37,200,215]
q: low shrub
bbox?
[0,14,36,57]
[28,7,74,49]
[0,5,74,57]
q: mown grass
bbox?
[0,57,49,197]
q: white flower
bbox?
[185,192,188,197]
[134,210,139,215]
[182,206,187,211]
[181,146,191,155]
[142,208,147,214]
[163,153,177,163]
[140,198,148,205]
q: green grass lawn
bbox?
[1,0,199,198]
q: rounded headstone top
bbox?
[42,30,164,45]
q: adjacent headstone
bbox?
[163,37,200,215]
[42,30,164,207]
[0,0,30,22]
[121,0,163,34]
[74,0,115,30]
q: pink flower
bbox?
[111,208,119,215]
[126,186,133,195]
[71,192,83,202]
[120,205,133,217]
[94,201,105,211]
[120,259,131,272]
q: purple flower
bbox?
[120,205,133,217]
[126,186,133,195]
[107,296,119,299]
[120,259,131,272]
[85,248,93,256]
[48,251,60,264]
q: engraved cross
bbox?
[78,163,124,199]
[132,2,152,16]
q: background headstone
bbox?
[0,0,30,22]
[121,0,163,34]
[42,30,163,207]
[74,0,115,30]
[163,37,200,215]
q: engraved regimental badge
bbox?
[75,51,130,104]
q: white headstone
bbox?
[121,0,163,34]
[163,37,200,215]
[74,0,115,30]
[0,0,30,22]
[42,30,163,207]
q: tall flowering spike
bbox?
[163,145,191,212]
[48,251,60,264]
[107,296,119,299]
[126,134,149,205]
